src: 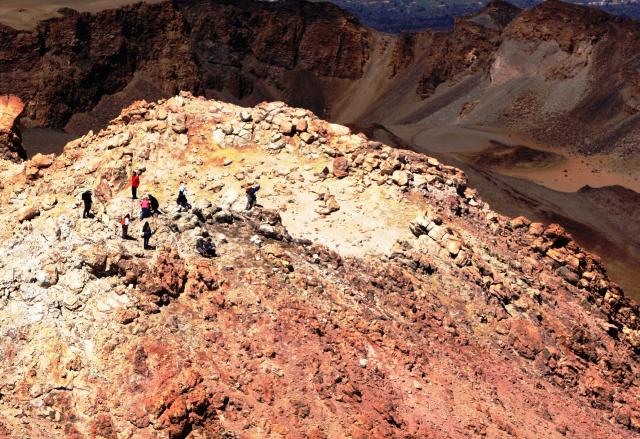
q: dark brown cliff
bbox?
[0,0,370,132]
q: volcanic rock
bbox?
[0,95,26,162]
[0,95,637,438]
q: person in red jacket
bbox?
[131,171,140,199]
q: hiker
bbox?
[81,190,92,218]
[142,221,153,250]
[121,214,131,238]
[196,238,216,258]
[176,186,191,210]
[131,171,140,199]
[148,194,160,215]
[140,197,151,220]
[245,182,260,211]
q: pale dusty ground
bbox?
[499,152,640,192]
[0,0,164,29]
[390,123,640,193]
[162,146,417,258]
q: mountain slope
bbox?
[1,0,638,156]
[0,93,638,437]
[318,0,640,33]
[0,0,369,134]
[341,0,640,157]
[0,2,639,303]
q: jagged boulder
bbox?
[0,95,26,162]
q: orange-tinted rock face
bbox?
[0,95,25,161]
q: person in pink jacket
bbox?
[140,197,151,220]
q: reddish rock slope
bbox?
[0,94,637,437]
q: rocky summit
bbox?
[0,93,638,438]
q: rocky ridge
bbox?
[0,0,369,133]
[0,95,26,162]
[3,0,640,155]
[0,93,638,437]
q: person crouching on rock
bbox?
[121,214,131,238]
[140,197,151,220]
[148,193,160,215]
[245,182,260,211]
[142,221,154,250]
[131,171,140,199]
[196,237,216,258]
[81,190,92,218]
[176,186,191,210]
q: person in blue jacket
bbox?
[142,221,153,250]
[245,182,260,211]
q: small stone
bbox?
[410,214,430,237]
[510,216,531,229]
[359,358,368,368]
[221,124,233,135]
[96,301,111,313]
[116,308,139,325]
[296,119,308,132]
[299,132,314,144]
[18,206,40,222]
[379,159,399,175]
[392,170,409,186]
[557,266,579,285]
[62,292,80,310]
[279,121,295,135]
[156,108,168,120]
[332,157,349,178]
[250,235,263,246]
[326,196,340,213]
[267,142,284,151]
[30,153,55,169]
[446,239,461,257]
[172,115,188,134]
[428,225,446,242]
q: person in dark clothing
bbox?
[142,221,153,250]
[131,171,140,199]
[245,183,260,211]
[81,190,92,218]
[176,187,191,210]
[121,214,131,238]
[148,194,160,215]
[196,238,216,258]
